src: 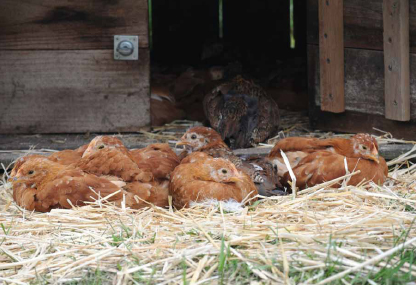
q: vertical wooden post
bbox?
[383,0,410,121]
[319,0,345,113]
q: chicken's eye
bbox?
[361,145,367,150]
[98,145,105,149]
[221,169,228,174]
[28,170,34,175]
[191,134,197,140]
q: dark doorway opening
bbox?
[149,0,308,125]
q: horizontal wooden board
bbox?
[310,109,416,141]
[0,49,150,134]
[0,134,151,151]
[0,0,148,50]
[0,136,412,167]
[308,44,416,119]
[307,0,416,52]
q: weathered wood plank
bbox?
[307,0,416,52]
[0,134,156,152]
[0,0,148,49]
[383,0,410,121]
[0,49,150,134]
[308,44,416,119]
[310,108,416,141]
[318,0,345,113]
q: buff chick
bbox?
[130,143,180,181]
[77,136,153,183]
[169,155,257,209]
[10,158,150,212]
[269,134,388,189]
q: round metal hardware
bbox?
[117,40,134,56]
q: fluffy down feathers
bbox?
[11,156,169,212]
[269,134,388,189]
[178,126,280,196]
[130,143,180,181]
[11,158,138,212]
[170,155,257,209]
[281,151,388,189]
[78,136,153,183]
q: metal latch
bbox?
[114,35,139,60]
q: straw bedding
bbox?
[1,124,416,284]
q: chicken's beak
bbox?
[229,176,243,183]
[175,141,190,147]
[8,177,22,184]
[366,144,380,163]
[371,144,379,156]
[365,154,380,164]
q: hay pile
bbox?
[1,135,416,284]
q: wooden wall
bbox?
[0,0,150,134]
[307,0,416,138]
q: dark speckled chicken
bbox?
[203,76,280,149]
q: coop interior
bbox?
[149,0,308,127]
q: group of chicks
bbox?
[9,127,388,213]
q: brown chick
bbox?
[170,155,257,209]
[10,154,47,178]
[10,158,149,212]
[268,133,383,178]
[281,151,387,190]
[271,134,388,189]
[177,126,281,196]
[79,136,168,207]
[78,136,153,183]
[130,143,180,181]
[203,75,280,148]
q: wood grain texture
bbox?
[383,0,410,121]
[318,0,345,113]
[308,45,416,118]
[0,138,413,167]
[308,0,416,52]
[0,49,150,134]
[308,43,416,140]
[310,108,416,140]
[0,134,155,151]
[0,0,148,49]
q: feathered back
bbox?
[130,143,180,180]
